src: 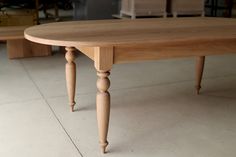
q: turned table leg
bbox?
[96,71,111,153]
[195,56,205,94]
[94,46,113,153]
[65,47,76,112]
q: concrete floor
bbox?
[0,43,236,157]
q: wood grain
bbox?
[96,71,110,153]
[0,26,29,40]
[7,39,51,59]
[113,39,236,63]
[94,47,114,71]
[1,26,51,59]
[24,17,236,47]
[65,47,76,112]
[75,46,95,60]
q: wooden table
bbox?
[0,26,51,59]
[24,17,236,153]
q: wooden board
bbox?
[0,26,29,40]
[7,39,51,59]
[0,26,51,59]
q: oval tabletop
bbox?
[24,17,236,47]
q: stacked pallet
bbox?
[119,0,205,19]
[120,0,167,19]
[170,0,205,17]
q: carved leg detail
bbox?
[96,71,110,153]
[196,56,205,94]
[65,47,76,112]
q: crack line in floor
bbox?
[20,60,84,157]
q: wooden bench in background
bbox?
[0,26,51,59]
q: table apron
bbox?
[113,39,236,64]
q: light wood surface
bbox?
[24,17,236,153]
[94,47,113,71]
[0,26,29,40]
[7,39,51,59]
[196,56,205,94]
[0,26,51,59]
[96,71,110,153]
[113,39,236,63]
[65,47,76,112]
[24,17,236,47]
[7,39,29,58]
[94,47,113,152]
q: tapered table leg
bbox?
[195,56,205,94]
[96,71,110,153]
[65,47,76,112]
[94,46,113,153]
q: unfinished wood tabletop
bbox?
[24,17,236,47]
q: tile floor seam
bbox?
[19,60,84,157]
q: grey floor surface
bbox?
[0,43,236,157]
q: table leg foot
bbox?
[196,56,205,95]
[100,141,108,154]
[96,71,110,154]
[195,86,201,95]
[65,47,76,112]
[70,105,75,112]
